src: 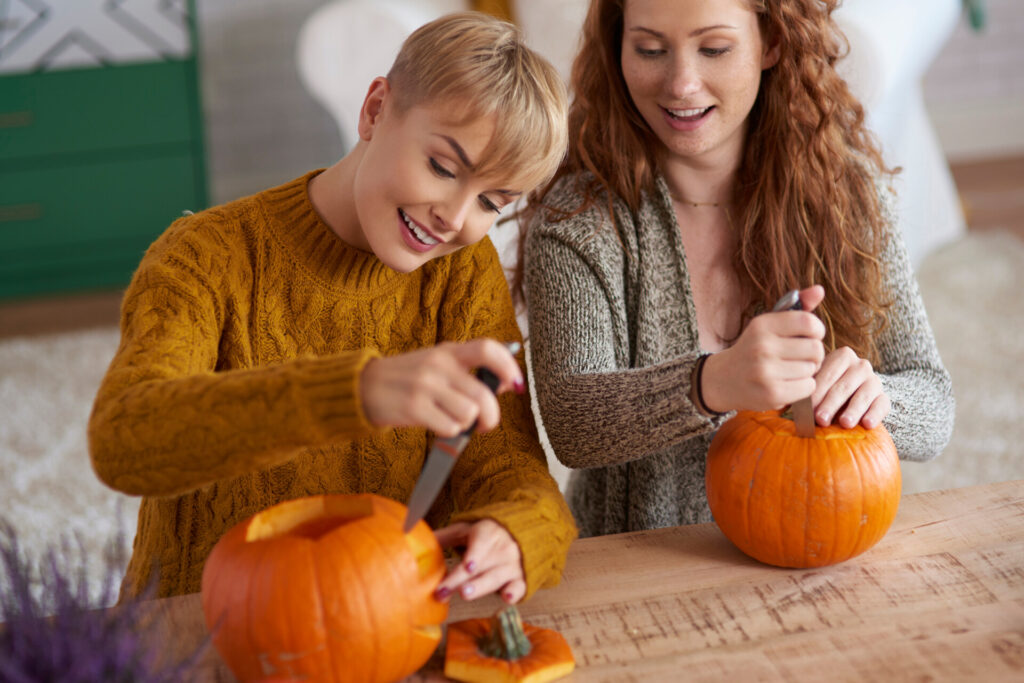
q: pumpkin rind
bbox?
[201,493,448,682]
[444,615,575,683]
[705,410,901,568]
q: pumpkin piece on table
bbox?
[201,493,448,683]
[705,409,901,568]
[445,606,575,683]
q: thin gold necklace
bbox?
[672,195,728,208]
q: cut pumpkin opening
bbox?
[405,530,441,578]
[245,496,374,542]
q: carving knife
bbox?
[772,290,817,438]
[402,341,522,533]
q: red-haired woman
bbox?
[520,0,954,536]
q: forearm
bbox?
[89,350,379,497]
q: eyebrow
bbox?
[435,134,523,196]
[629,25,737,39]
[437,134,474,169]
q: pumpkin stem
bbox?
[477,606,532,660]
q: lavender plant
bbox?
[0,519,206,682]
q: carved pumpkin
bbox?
[200,493,448,682]
[705,410,901,568]
[445,606,575,683]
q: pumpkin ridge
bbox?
[350,514,400,682]
[306,538,337,683]
[845,437,867,560]
[744,420,771,557]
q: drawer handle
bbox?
[0,203,42,222]
[0,111,33,129]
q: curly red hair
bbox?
[517,0,895,362]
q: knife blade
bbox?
[402,341,522,533]
[772,290,817,438]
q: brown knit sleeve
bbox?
[439,238,578,598]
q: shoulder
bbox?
[527,173,636,257]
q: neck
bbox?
[659,122,746,207]
[308,144,369,252]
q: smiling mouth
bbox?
[664,106,714,121]
[399,209,439,246]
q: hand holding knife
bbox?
[772,289,817,438]
[402,341,523,533]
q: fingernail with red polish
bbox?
[503,592,514,602]
[462,584,475,598]
[513,378,525,394]
[464,560,476,573]
[435,586,451,600]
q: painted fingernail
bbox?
[513,378,525,394]
[435,586,451,600]
[503,591,514,603]
[461,584,475,598]
[464,560,477,573]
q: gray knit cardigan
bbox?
[524,173,955,537]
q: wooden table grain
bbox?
[147,480,1024,682]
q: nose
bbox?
[433,189,477,236]
[667,56,701,99]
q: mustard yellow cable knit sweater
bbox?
[88,170,576,600]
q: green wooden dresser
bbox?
[0,0,207,300]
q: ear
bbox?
[761,39,781,70]
[357,77,391,141]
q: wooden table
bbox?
[148,480,1024,681]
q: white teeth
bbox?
[400,210,438,246]
[668,106,710,118]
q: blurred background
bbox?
[1,0,1021,600]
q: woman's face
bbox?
[620,0,777,167]
[350,80,525,273]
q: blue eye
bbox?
[430,157,455,178]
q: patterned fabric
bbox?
[0,0,190,74]
[524,172,955,538]
[89,170,576,599]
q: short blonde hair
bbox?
[387,12,567,190]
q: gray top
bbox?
[524,173,955,537]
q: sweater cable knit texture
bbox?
[524,172,955,538]
[89,170,576,599]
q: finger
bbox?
[458,563,522,601]
[776,337,826,365]
[433,371,490,433]
[434,523,471,549]
[860,393,891,430]
[814,363,868,426]
[798,284,825,312]
[775,311,826,341]
[837,376,884,429]
[450,338,524,395]
[499,578,527,605]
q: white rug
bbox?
[1,231,1021,604]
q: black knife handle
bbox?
[462,341,521,435]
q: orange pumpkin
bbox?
[705,410,901,568]
[200,493,448,682]
[445,606,575,683]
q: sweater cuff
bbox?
[451,495,576,599]
[290,348,382,440]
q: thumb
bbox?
[799,285,825,312]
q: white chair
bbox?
[295,0,965,270]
